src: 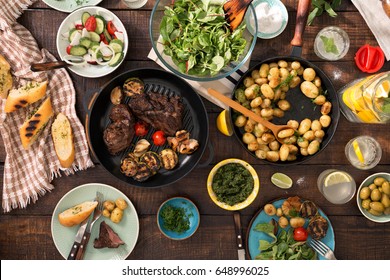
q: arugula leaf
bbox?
[254,223,275,234]
[320,35,339,54]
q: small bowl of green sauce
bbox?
[157,197,200,240]
[207,158,260,211]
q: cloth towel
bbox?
[148,48,250,110]
[352,0,390,61]
[0,0,94,212]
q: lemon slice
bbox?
[324,171,351,187]
[271,173,293,189]
[216,110,233,136]
[352,139,365,163]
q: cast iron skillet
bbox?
[85,68,209,188]
[230,0,340,165]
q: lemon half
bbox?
[271,173,293,189]
[216,110,233,136]
[324,171,351,187]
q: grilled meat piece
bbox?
[307,215,329,240]
[103,104,135,155]
[94,221,125,249]
[128,91,184,136]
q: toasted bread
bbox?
[0,54,13,99]
[58,201,98,227]
[19,97,54,149]
[51,113,75,168]
[5,80,48,113]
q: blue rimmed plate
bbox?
[246,198,335,260]
[157,197,200,240]
[51,183,139,260]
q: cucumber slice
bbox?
[89,31,101,42]
[81,12,91,26]
[109,39,124,53]
[94,15,106,34]
[69,45,87,56]
[103,28,112,43]
[108,52,124,67]
[79,37,92,49]
[68,28,79,42]
[90,41,100,51]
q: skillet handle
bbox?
[83,90,100,162]
[196,140,214,169]
[291,0,312,47]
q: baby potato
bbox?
[261,133,275,144]
[255,77,268,86]
[279,67,290,80]
[243,76,255,88]
[313,76,322,88]
[300,147,309,156]
[282,135,297,145]
[276,208,283,217]
[278,128,295,139]
[274,88,282,100]
[307,140,320,155]
[300,81,319,98]
[250,96,263,108]
[269,62,278,68]
[311,120,322,131]
[278,216,289,228]
[314,129,325,139]
[289,76,301,88]
[313,95,326,105]
[255,149,267,159]
[259,63,270,78]
[277,99,291,111]
[290,217,305,228]
[272,108,285,118]
[269,140,280,151]
[298,118,312,135]
[234,115,247,127]
[279,144,290,161]
[269,77,281,89]
[297,66,304,75]
[253,124,264,138]
[102,209,111,218]
[303,130,315,141]
[245,84,260,100]
[247,141,259,152]
[257,137,268,145]
[269,67,280,77]
[251,69,260,80]
[287,144,298,155]
[115,198,128,210]
[243,132,256,144]
[244,119,256,132]
[261,98,272,109]
[278,60,288,68]
[319,115,331,127]
[252,107,261,116]
[257,144,270,152]
[303,68,316,82]
[110,207,124,223]
[297,137,309,148]
[321,101,332,115]
[264,203,277,216]
[266,151,280,162]
[261,108,274,118]
[287,154,297,161]
[291,61,301,70]
[103,200,115,212]
[287,120,299,130]
[260,83,275,99]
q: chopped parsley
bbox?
[160,205,190,233]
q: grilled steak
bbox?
[93,221,125,249]
[128,91,184,136]
[103,104,135,155]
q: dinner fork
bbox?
[308,239,337,260]
[75,191,104,260]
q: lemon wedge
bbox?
[216,110,233,136]
[324,171,351,187]
[271,173,293,189]
[352,139,365,163]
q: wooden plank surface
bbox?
[1,0,390,260]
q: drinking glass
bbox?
[345,136,382,170]
[314,26,350,61]
[122,0,148,9]
[317,169,356,204]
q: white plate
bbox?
[51,183,139,260]
[43,0,103,13]
[56,6,128,78]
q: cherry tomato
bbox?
[107,21,117,36]
[66,45,72,55]
[293,227,308,241]
[84,16,97,32]
[134,121,149,137]
[152,131,166,146]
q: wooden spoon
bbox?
[382,0,390,18]
[207,88,293,144]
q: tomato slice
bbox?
[66,45,72,55]
[84,16,97,32]
[100,33,108,45]
[134,121,149,137]
[152,131,166,146]
[75,24,84,30]
[107,21,117,36]
[293,227,308,241]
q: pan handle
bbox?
[83,90,100,162]
[291,0,312,47]
[196,140,214,169]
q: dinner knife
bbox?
[67,213,93,260]
[233,212,246,260]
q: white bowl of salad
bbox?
[56,6,128,78]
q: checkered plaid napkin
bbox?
[0,0,94,212]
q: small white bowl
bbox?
[356,172,390,223]
[56,6,128,78]
[246,0,288,39]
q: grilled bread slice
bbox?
[19,97,54,149]
[58,200,98,227]
[0,54,13,99]
[5,80,48,113]
[51,113,75,168]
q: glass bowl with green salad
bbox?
[149,0,257,81]
[207,158,260,211]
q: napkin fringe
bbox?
[50,159,95,180]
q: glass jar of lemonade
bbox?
[338,71,390,123]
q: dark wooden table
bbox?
[1,0,389,260]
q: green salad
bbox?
[254,223,316,260]
[159,0,248,76]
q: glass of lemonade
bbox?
[317,169,356,204]
[345,136,382,170]
[314,26,350,61]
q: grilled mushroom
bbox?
[300,200,318,218]
[110,86,123,105]
[133,139,151,158]
[140,151,161,175]
[123,77,144,96]
[120,157,138,177]
[177,139,199,155]
[307,215,329,240]
[159,148,179,170]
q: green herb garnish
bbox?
[159,0,248,76]
[308,0,342,25]
[320,35,339,54]
[160,205,190,233]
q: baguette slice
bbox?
[0,54,13,99]
[52,113,75,168]
[19,97,54,149]
[5,80,48,113]
[58,201,98,227]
